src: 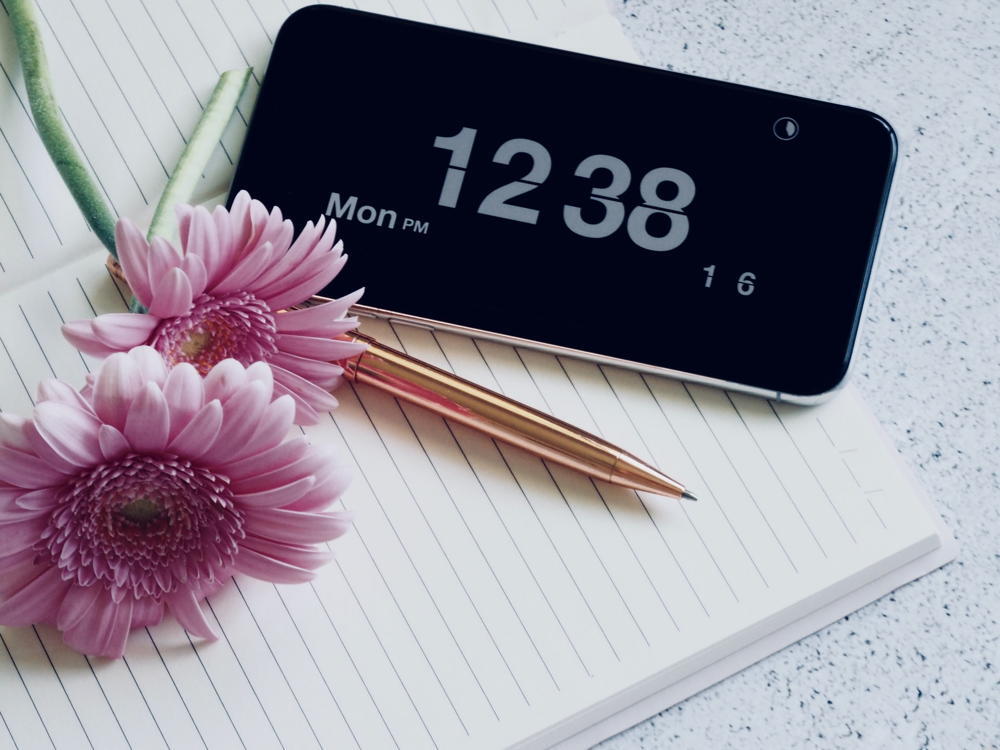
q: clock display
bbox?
[231,6,896,398]
[433,128,696,252]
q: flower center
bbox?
[151,292,278,374]
[118,496,164,524]
[39,454,245,601]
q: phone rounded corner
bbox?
[779,358,855,406]
[859,108,899,169]
[274,4,336,47]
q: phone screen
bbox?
[230,6,896,397]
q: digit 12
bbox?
[433,126,695,251]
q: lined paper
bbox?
[0,2,943,749]
[0,249,940,750]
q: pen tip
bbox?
[681,491,699,502]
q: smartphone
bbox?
[229,5,897,402]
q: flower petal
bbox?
[0,515,48,554]
[132,598,164,629]
[62,320,120,358]
[243,361,274,402]
[273,382,320,425]
[198,381,270,465]
[276,333,366,362]
[287,465,353,513]
[0,547,45,596]
[62,589,118,656]
[181,248,208,298]
[209,241,276,296]
[269,352,343,387]
[166,399,223,458]
[275,289,364,330]
[90,313,159,350]
[232,547,316,584]
[0,566,69,627]
[243,508,352,544]
[146,235,182,284]
[0,446,68,488]
[203,359,247,404]
[56,584,102,631]
[222,438,310,481]
[167,588,218,640]
[253,220,339,301]
[263,251,348,311]
[249,220,322,292]
[234,475,315,509]
[32,401,103,467]
[13,487,59,512]
[128,345,169,386]
[123,383,170,453]
[228,394,296,461]
[163,362,205,439]
[37,379,94,412]
[98,424,130,461]
[148,267,194,318]
[242,534,334,570]
[231,448,330,494]
[206,204,236,286]
[99,597,135,659]
[22,421,79,475]
[116,219,153,307]
[92,352,144,429]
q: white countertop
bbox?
[601,1,1000,747]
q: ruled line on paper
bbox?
[329,553,441,749]
[538,355,700,609]
[725,392,828,559]
[460,337,625,663]
[390,403,539,705]
[638,374,743,603]
[342,389,505,726]
[63,0,174,176]
[307,568,404,750]
[411,329,612,679]
[96,0,192,147]
[768,400,858,544]
[391,335,592,680]
[482,383,653,649]
[321,414,474,738]
[348,389,515,719]
[515,349,709,622]
[509,347,676,636]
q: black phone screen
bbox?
[229,5,896,397]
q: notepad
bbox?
[0,2,953,749]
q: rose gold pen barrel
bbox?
[341,331,692,499]
[99,261,693,499]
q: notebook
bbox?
[0,2,955,749]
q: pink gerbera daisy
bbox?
[0,346,351,658]
[63,191,366,424]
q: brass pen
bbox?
[106,257,693,499]
[338,327,697,501]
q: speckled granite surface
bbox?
[599,1,1000,748]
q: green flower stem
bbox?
[128,67,251,312]
[146,68,252,244]
[9,0,118,256]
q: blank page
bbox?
[0,251,940,749]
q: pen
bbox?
[339,326,697,501]
[105,256,694,499]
